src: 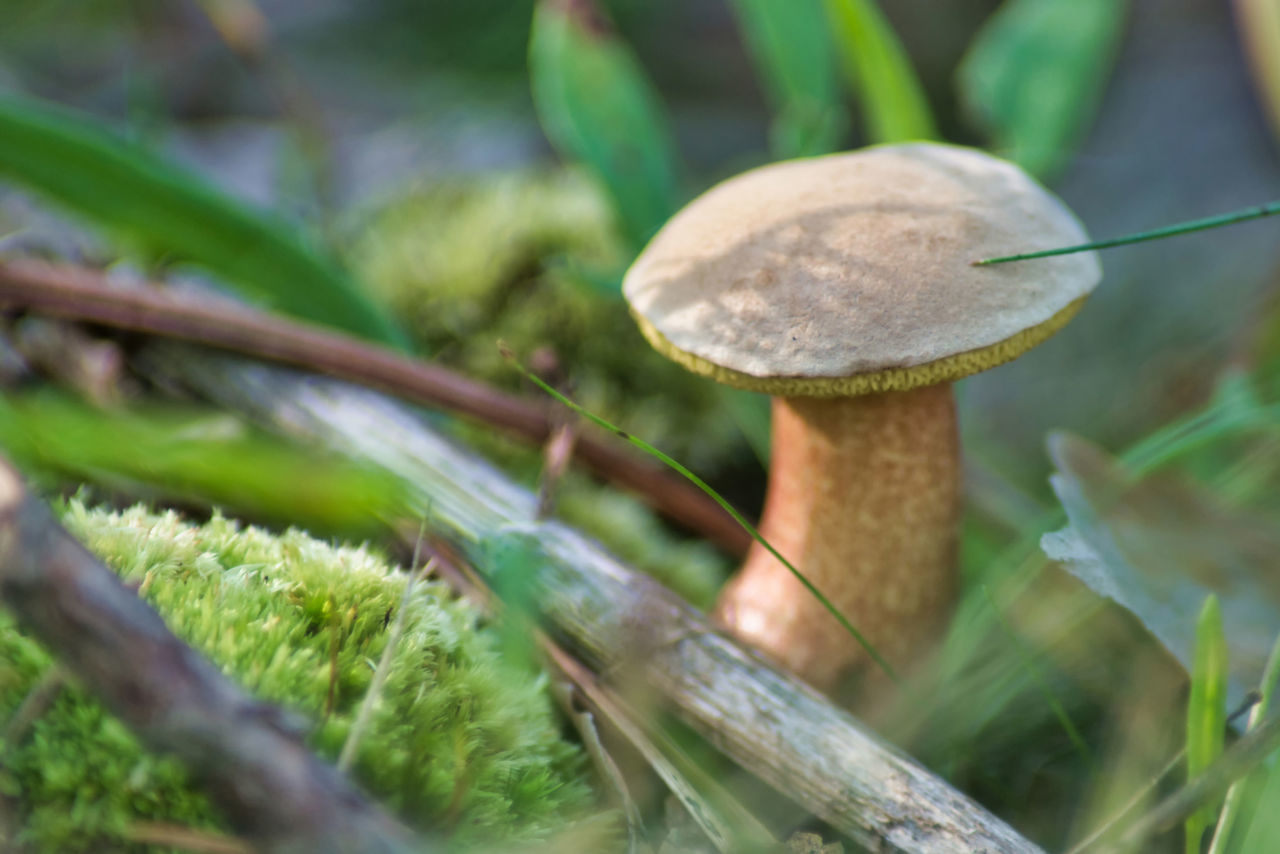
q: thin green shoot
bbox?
[1207,629,1280,854]
[980,586,1095,773]
[1185,594,1228,854]
[501,344,898,684]
[973,200,1280,266]
[338,523,431,772]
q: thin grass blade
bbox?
[1186,594,1228,854]
[0,392,406,536]
[822,0,936,143]
[975,200,1280,266]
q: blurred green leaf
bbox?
[1186,594,1227,854]
[0,392,407,536]
[822,0,936,143]
[727,0,847,158]
[1207,630,1280,853]
[1238,753,1280,852]
[0,95,407,349]
[528,0,681,250]
[958,0,1127,177]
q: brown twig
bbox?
[0,259,749,555]
[0,455,419,854]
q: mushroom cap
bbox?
[623,143,1102,396]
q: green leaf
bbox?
[0,392,407,537]
[1186,594,1228,854]
[0,95,407,349]
[958,0,1128,177]
[528,0,682,249]
[822,0,936,143]
[727,0,848,157]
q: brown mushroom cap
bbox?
[623,143,1102,396]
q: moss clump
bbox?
[348,168,751,473]
[0,502,593,851]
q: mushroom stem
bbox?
[713,385,961,691]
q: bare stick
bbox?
[144,346,1046,854]
[0,456,419,854]
[0,259,748,555]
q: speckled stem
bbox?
[714,385,961,691]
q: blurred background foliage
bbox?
[3,0,1280,851]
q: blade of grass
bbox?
[1207,628,1280,853]
[0,95,407,348]
[973,200,1280,265]
[528,0,682,250]
[728,0,847,157]
[502,345,897,683]
[822,0,936,143]
[0,391,406,536]
[1186,594,1228,854]
[1233,735,1280,851]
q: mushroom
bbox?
[622,143,1101,692]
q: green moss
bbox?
[347,168,751,473]
[0,503,594,851]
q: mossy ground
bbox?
[347,168,755,474]
[0,502,595,852]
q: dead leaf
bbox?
[1041,431,1280,707]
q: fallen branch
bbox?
[0,258,748,554]
[142,344,1046,854]
[0,456,418,854]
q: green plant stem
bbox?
[338,529,432,773]
[974,200,1280,265]
[1206,630,1280,854]
[1186,595,1228,854]
[503,346,898,684]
